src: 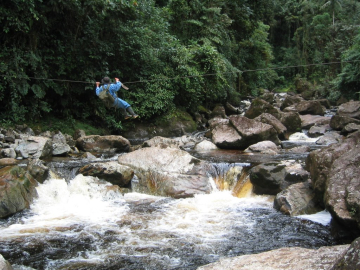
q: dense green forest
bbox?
[1,0,359,132]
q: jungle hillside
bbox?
[1,0,360,133]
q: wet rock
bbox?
[315,131,343,146]
[342,123,360,135]
[118,147,212,198]
[274,181,322,216]
[79,152,97,160]
[254,113,287,139]
[74,129,86,140]
[15,136,52,159]
[277,111,302,133]
[244,98,280,119]
[229,115,281,148]
[249,161,309,195]
[0,254,13,270]
[330,115,360,130]
[27,158,49,184]
[0,166,38,218]
[52,132,71,156]
[210,104,227,119]
[284,100,326,116]
[280,94,304,110]
[244,141,279,154]
[300,114,331,129]
[194,140,218,151]
[76,135,130,153]
[0,158,19,167]
[78,161,134,187]
[210,118,243,149]
[142,136,181,149]
[337,100,360,120]
[306,131,360,231]
[308,124,330,137]
[330,237,360,270]
[197,245,349,270]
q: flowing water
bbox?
[0,134,344,270]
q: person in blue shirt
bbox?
[96,77,138,119]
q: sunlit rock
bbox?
[78,161,134,187]
[118,147,212,198]
[15,136,52,159]
[197,245,349,270]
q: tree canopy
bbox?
[1,0,359,131]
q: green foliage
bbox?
[335,29,360,99]
[0,0,359,131]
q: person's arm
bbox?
[111,78,122,93]
[95,82,101,96]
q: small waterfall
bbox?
[207,162,254,198]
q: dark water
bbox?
[0,144,347,270]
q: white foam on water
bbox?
[297,210,332,226]
[289,132,318,142]
[1,175,128,238]
[147,191,273,240]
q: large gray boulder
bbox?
[306,131,360,231]
[117,147,212,198]
[15,136,52,159]
[274,181,322,216]
[330,115,360,131]
[300,114,331,129]
[210,118,243,149]
[0,166,38,218]
[244,98,280,119]
[52,132,71,156]
[337,100,360,120]
[254,113,287,139]
[78,161,134,187]
[229,115,281,148]
[197,245,349,270]
[249,161,309,195]
[76,135,131,153]
[284,100,326,116]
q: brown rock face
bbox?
[0,166,38,218]
[306,131,360,231]
[197,245,349,270]
[229,115,280,148]
[78,162,134,187]
[76,135,130,153]
[330,237,360,270]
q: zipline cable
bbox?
[0,59,359,86]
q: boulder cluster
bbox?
[1,93,360,269]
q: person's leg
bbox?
[126,107,139,119]
[114,98,132,119]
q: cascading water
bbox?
[0,166,339,270]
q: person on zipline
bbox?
[96,77,139,119]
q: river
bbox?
[0,135,344,270]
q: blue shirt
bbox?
[96,81,122,100]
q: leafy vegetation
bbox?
[1,0,359,133]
